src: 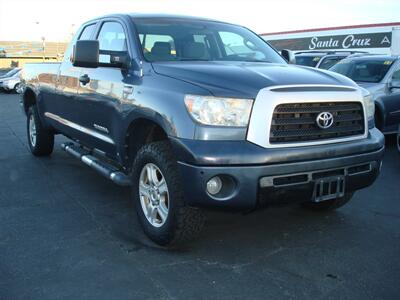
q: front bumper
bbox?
[171,128,385,210]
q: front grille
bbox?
[270,102,365,143]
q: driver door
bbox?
[75,20,131,158]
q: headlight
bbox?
[184,95,253,127]
[361,88,374,122]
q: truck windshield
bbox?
[132,18,286,63]
[295,56,322,67]
[329,59,394,83]
[2,68,20,77]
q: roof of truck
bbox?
[129,13,218,21]
[88,13,223,23]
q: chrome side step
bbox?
[61,142,131,186]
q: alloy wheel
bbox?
[139,163,169,227]
[29,114,37,147]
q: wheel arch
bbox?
[22,87,37,115]
[122,117,170,171]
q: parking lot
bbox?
[0,92,399,299]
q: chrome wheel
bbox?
[139,163,169,227]
[29,114,37,147]
[15,83,23,94]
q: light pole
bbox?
[35,21,45,61]
[41,36,46,62]
[70,24,75,42]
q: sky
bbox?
[0,0,399,42]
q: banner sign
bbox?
[267,32,392,51]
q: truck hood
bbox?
[151,61,356,98]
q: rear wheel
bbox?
[132,141,205,247]
[301,192,354,211]
[27,106,54,156]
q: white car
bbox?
[0,68,22,93]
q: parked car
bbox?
[0,68,22,93]
[21,14,384,247]
[295,51,367,69]
[329,54,400,134]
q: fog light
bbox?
[207,176,222,195]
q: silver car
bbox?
[0,68,22,93]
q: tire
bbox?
[132,141,205,247]
[27,105,54,156]
[301,192,354,211]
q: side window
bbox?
[219,31,266,60]
[97,22,127,52]
[79,24,96,40]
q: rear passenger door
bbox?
[75,20,130,157]
[49,23,97,135]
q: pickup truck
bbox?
[21,14,385,247]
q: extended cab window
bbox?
[79,24,96,40]
[63,23,97,62]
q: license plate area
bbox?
[313,176,345,202]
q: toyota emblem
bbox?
[316,112,334,129]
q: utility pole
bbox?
[70,24,75,42]
[41,36,46,62]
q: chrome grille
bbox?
[270,102,365,143]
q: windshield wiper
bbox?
[241,59,272,63]
[178,58,211,61]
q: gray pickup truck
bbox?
[21,14,384,246]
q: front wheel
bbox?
[14,83,23,94]
[301,192,354,211]
[27,105,54,156]
[132,141,205,247]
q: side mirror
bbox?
[72,40,99,68]
[281,49,296,64]
[99,50,130,69]
[389,79,400,90]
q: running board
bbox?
[61,142,131,186]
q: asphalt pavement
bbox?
[0,93,399,300]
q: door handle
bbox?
[79,74,90,85]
